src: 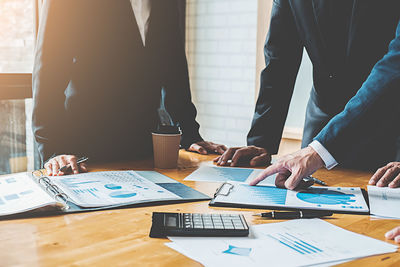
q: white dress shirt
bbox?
[130,0,151,46]
[309,140,338,170]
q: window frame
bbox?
[0,0,41,100]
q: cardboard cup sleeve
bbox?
[152,133,181,169]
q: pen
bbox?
[59,156,89,173]
[303,176,327,186]
[253,210,333,219]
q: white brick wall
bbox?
[186,0,258,147]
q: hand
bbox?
[385,226,400,243]
[213,146,271,167]
[187,141,227,155]
[369,162,400,188]
[249,147,324,190]
[45,155,88,176]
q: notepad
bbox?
[210,182,369,213]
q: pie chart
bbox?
[105,184,122,190]
[296,188,356,205]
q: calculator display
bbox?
[166,215,177,227]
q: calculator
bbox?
[149,212,249,237]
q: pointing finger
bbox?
[249,163,284,186]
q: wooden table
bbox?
[1,150,399,266]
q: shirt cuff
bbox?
[308,140,338,170]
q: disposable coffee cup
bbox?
[152,126,181,169]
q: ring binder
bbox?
[214,182,234,197]
[32,171,70,208]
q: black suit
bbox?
[33,0,202,164]
[247,0,400,168]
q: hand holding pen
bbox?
[45,155,88,176]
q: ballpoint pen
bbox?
[59,156,89,173]
[253,210,333,219]
[303,175,327,186]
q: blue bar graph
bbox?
[72,188,99,198]
[267,233,323,255]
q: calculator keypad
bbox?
[183,213,247,230]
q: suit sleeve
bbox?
[247,0,303,154]
[315,20,400,164]
[32,0,75,164]
[163,1,203,149]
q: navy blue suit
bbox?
[315,20,400,166]
[247,0,400,169]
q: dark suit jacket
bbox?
[315,20,400,165]
[247,0,400,154]
[32,0,202,164]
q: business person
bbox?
[33,0,226,176]
[215,0,400,170]
[250,19,400,189]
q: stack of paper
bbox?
[165,219,397,267]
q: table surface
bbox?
[1,150,399,267]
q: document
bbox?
[166,219,397,267]
[184,165,275,186]
[0,173,56,216]
[211,182,369,213]
[368,185,400,219]
[52,171,180,208]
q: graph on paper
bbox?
[184,165,276,185]
[266,232,324,256]
[0,173,55,216]
[213,182,369,212]
[52,171,179,208]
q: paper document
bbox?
[184,166,275,185]
[52,171,180,208]
[212,182,369,213]
[0,173,56,216]
[166,219,397,267]
[368,185,400,219]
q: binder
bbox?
[0,170,210,219]
[209,182,370,214]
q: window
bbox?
[0,0,38,174]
